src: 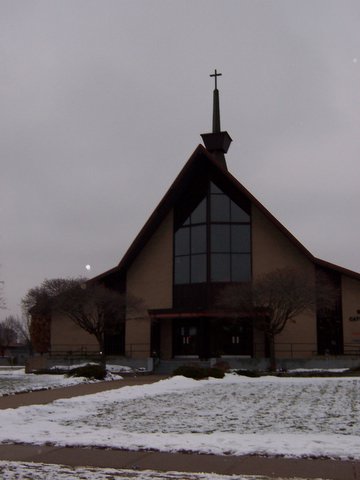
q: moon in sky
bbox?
[85,264,91,271]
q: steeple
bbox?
[201,69,232,169]
[211,69,221,133]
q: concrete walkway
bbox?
[0,374,168,409]
[0,375,359,479]
[0,443,359,479]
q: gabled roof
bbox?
[91,145,360,283]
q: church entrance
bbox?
[220,319,253,356]
[208,318,253,357]
[172,317,253,359]
[173,319,199,357]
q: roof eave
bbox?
[314,257,360,280]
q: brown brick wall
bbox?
[126,211,174,358]
[51,312,99,354]
[342,275,360,351]
[252,205,317,356]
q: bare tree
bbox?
[0,317,18,348]
[22,278,77,317]
[22,278,138,361]
[1,315,32,352]
[22,279,71,355]
[0,315,29,344]
[55,280,129,358]
[16,315,32,347]
[218,268,318,371]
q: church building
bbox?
[49,72,360,370]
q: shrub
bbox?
[172,365,205,379]
[172,365,224,380]
[235,369,261,377]
[67,363,106,380]
[207,367,225,378]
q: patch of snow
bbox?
[0,367,26,376]
[288,368,350,373]
[0,375,358,459]
[0,461,287,480]
[51,362,135,374]
[50,362,100,370]
[104,372,123,381]
[0,363,127,396]
[107,364,134,373]
[0,368,89,396]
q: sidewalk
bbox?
[0,374,168,409]
[0,443,359,479]
[0,375,359,479]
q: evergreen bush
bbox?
[67,363,106,380]
[235,369,261,377]
[172,365,224,380]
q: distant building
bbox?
[48,73,360,369]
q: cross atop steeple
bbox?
[200,69,232,169]
[210,69,222,90]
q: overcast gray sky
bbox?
[1,0,360,318]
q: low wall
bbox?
[26,354,360,374]
[277,356,360,371]
[210,356,360,371]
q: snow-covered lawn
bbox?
[0,367,91,395]
[0,374,359,460]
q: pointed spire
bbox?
[201,69,232,169]
[212,88,221,133]
[210,69,221,133]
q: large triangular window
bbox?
[174,182,251,284]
